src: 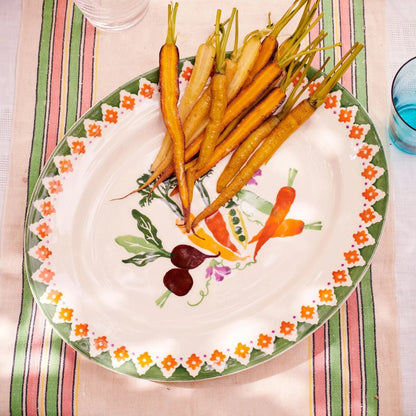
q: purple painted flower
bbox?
[205,265,213,279]
[213,264,231,281]
[247,169,262,185]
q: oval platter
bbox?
[24,59,388,381]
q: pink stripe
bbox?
[339,0,353,91]
[25,307,45,416]
[61,344,77,416]
[309,1,322,69]
[347,291,363,416]
[45,0,68,161]
[80,22,96,116]
[313,325,328,416]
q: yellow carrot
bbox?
[191,43,364,229]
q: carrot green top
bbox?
[166,2,179,45]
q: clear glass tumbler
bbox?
[73,0,150,31]
[388,56,416,154]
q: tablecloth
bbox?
[0,0,402,414]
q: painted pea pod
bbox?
[227,206,248,248]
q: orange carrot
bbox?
[159,3,190,228]
[252,168,297,259]
[243,0,308,87]
[249,219,322,242]
[191,43,364,230]
[205,210,240,253]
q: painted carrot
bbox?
[205,210,240,254]
[191,43,364,230]
[159,2,190,229]
[252,169,298,259]
[176,217,246,262]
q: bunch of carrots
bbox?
[123,0,363,235]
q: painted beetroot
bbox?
[170,244,219,269]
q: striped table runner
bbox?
[1,0,401,414]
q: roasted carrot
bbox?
[151,32,216,172]
[195,9,236,172]
[251,168,297,259]
[159,3,190,229]
[191,43,364,229]
[243,0,308,87]
[216,116,279,193]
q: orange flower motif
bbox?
[353,230,369,246]
[40,200,55,216]
[113,346,129,362]
[338,108,353,122]
[48,179,63,194]
[332,269,348,284]
[39,268,55,283]
[36,222,52,238]
[324,94,338,109]
[161,354,177,371]
[280,321,295,336]
[36,245,52,261]
[139,83,154,99]
[121,95,136,110]
[359,208,376,224]
[257,333,273,349]
[104,108,118,124]
[344,249,361,265]
[300,305,315,320]
[361,165,378,181]
[186,353,202,370]
[137,352,153,368]
[362,186,379,202]
[308,81,320,96]
[349,125,364,139]
[357,144,373,160]
[71,140,86,155]
[59,159,73,173]
[181,66,193,81]
[74,323,89,337]
[58,307,74,322]
[292,71,302,87]
[210,349,226,366]
[88,123,102,138]
[319,288,334,303]
[234,342,250,359]
[46,289,62,304]
[94,336,108,351]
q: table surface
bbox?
[1,0,415,413]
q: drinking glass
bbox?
[73,0,150,31]
[388,56,416,155]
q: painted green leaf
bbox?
[132,209,163,248]
[122,251,169,267]
[115,235,163,254]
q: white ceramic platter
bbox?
[24,61,388,380]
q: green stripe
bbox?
[352,0,367,108]
[46,332,63,416]
[360,270,379,415]
[321,0,335,68]
[328,313,343,415]
[28,0,55,198]
[65,5,83,130]
[10,1,55,414]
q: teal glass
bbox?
[389,57,416,154]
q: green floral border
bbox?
[24,60,389,381]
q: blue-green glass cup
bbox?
[388,56,416,154]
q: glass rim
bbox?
[391,55,416,132]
